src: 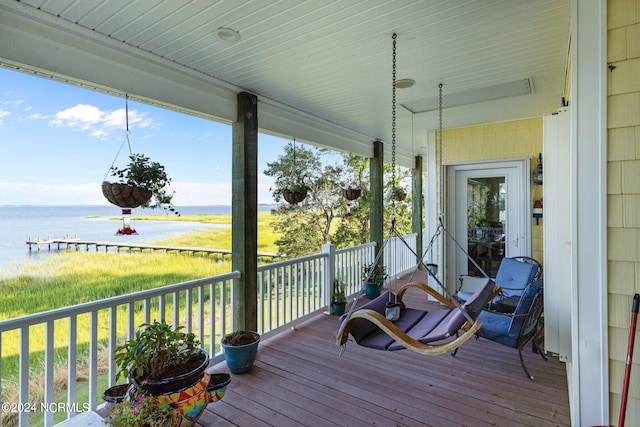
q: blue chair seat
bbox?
[477,279,547,380]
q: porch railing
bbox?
[0,234,418,427]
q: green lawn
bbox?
[0,212,282,425]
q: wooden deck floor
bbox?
[198,281,571,427]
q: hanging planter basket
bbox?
[391,188,407,202]
[102,181,152,208]
[282,188,308,204]
[342,188,361,201]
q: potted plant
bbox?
[362,262,389,299]
[390,186,407,202]
[281,181,309,205]
[102,153,179,215]
[113,320,205,391]
[106,393,179,427]
[342,187,361,201]
[221,331,261,374]
[107,320,231,426]
[332,279,347,315]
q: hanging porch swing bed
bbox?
[337,279,495,354]
[335,33,500,357]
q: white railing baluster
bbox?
[127,302,135,340]
[267,271,273,331]
[220,280,228,339]
[208,282,215,357]
[185,288,192,332]
[88,311,98,411]
[19,326,29,427]
[257,271,264,333]
[44,320,54,426]
[108,306,117,386]
[197,286,204,346]
[67,315,77,420]
[172,291,180,331]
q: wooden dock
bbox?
[25,237,280,260]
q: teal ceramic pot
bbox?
[332,302,346,316]
[221,331,260,374]
[365,282,382,299]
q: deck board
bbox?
[199,276,571,426]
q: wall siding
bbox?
[440,118,543,262]
[607,0,640,423]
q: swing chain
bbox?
[438,83,444,221]
[391,33,397,226]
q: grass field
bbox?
[0,212,281,426]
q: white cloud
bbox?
[50,104,103,127]
[48,104,152,139]
[0,109,9,125]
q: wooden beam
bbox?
[370,140,384,261]
[412,155,424,259]
[232,92,258,332]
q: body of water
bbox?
[0,205,274,274]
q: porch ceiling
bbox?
[0,0,570,167]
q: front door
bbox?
[447,160,531,287]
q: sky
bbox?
[0,67,293,206]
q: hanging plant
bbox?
[282,183,309,204]
[342,187,361,201]
[103,154,179,215]
[391,187,407,202]
[273,138,310,205]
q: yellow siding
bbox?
[608,0,640,423]
[438,118,543,262]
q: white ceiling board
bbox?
[0,0,571,167]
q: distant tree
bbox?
[264,142,413,258]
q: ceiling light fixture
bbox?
[403,77,533,113]
[395,78,416,89]
[213,27,240,43]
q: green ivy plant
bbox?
[113,320,200,383]
[109,154,179,215]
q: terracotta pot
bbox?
[102,181,152,208]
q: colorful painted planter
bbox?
[153,372,231,426]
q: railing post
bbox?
[322,244,336,309]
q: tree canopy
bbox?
[264,142,413,258]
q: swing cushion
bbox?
[386,278,493,350]
[359,308,428,350]
[341,291,407,343]
[349,279,494,351]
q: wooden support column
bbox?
[232,91,258,332]
[370,140,384,259]
[412,155,423,260]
